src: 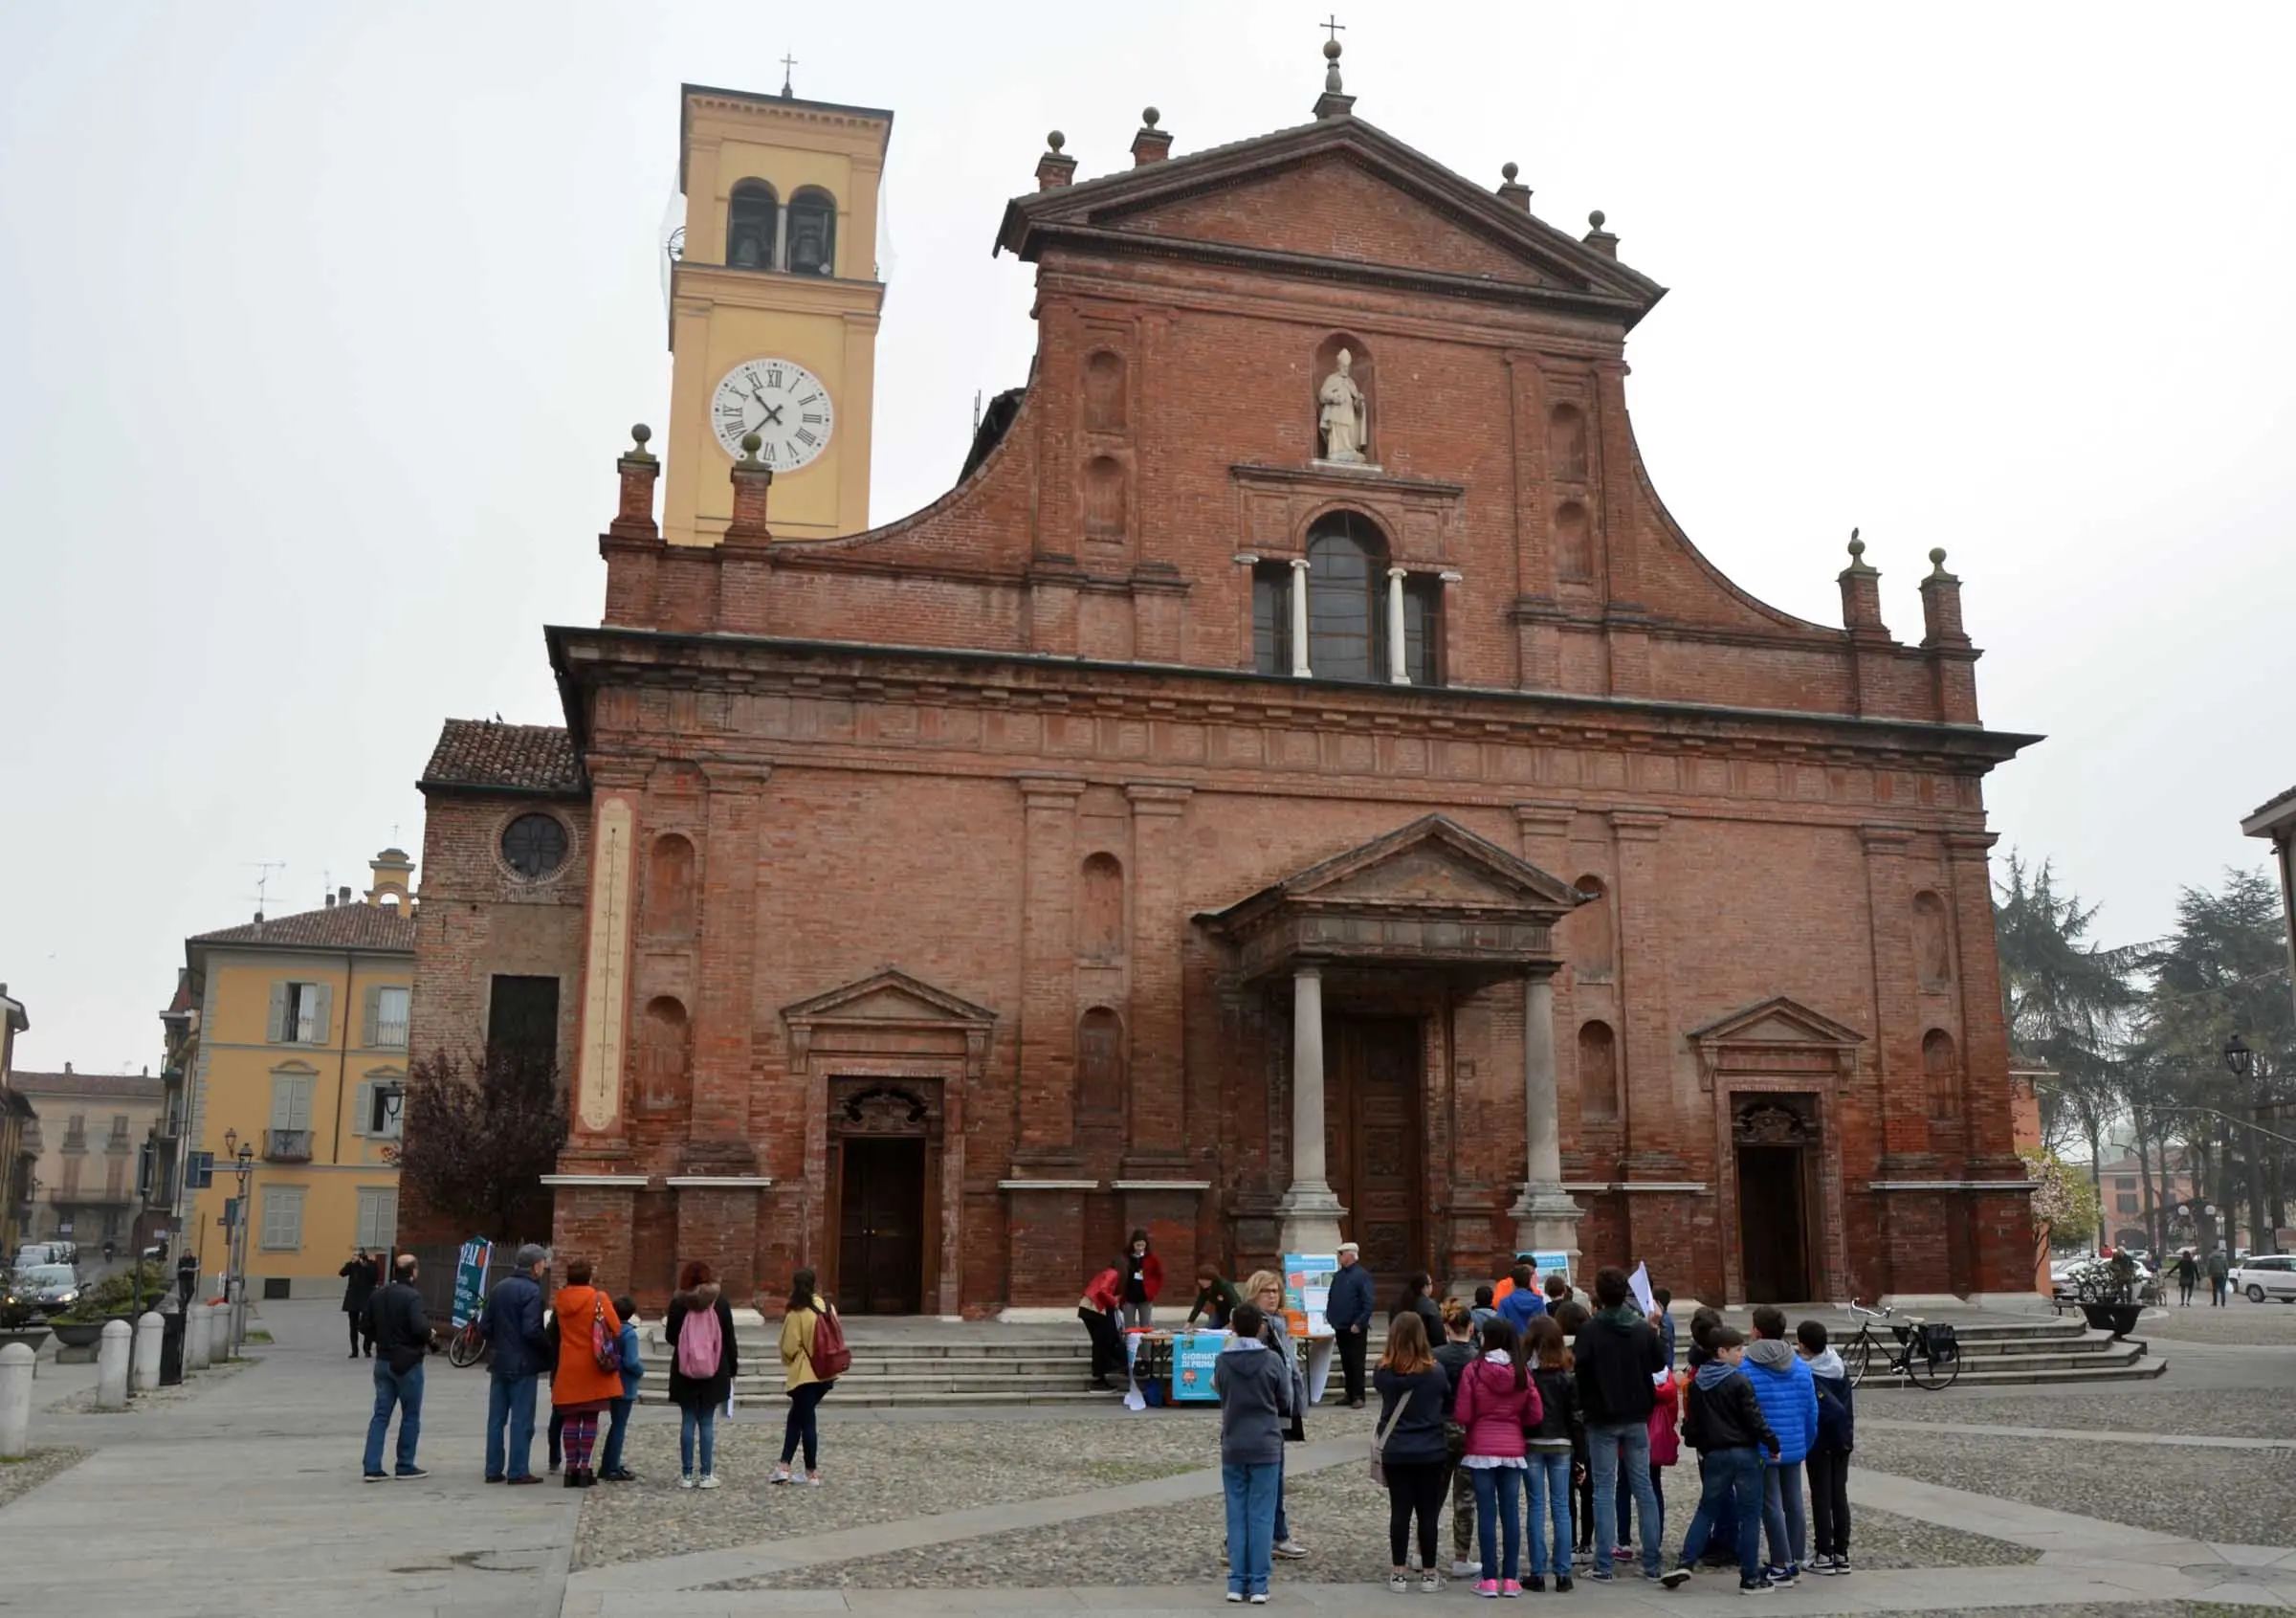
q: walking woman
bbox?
[1243,1269,1312,1560]
[1374,1312,1452,1594]
[773,1268,838,1485]
[546,1259,623,1488]
[665,1261,739,1489]
[338,1250,379,1359]
[1454,1314,1540,1597]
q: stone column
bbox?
[0,1342,31,1459]
[131,1311,162,1394]
[1289,559,1312,677]
[1386,566,1410,684]
[1509,969,1584,1263]
[1275,965,1346,1253]
[186,1302,210,1370]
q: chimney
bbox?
[723,433,775,545]
[611,424,659,540]
[63,1062,72,1075]
[1838,529,1887,635]
[1036,130,1076,190]
[1582,210,1619,258]
[1131,107,1172,166]
[339,885,353,906]
[1919,547,1970,647]
[1496,163,1532,211]
[324,893,336,909]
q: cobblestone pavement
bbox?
[1857,1424,2296,1547]
[2134,1299,2296,1346]
[0,1447,87,1510]
[1862,1386,2296,1438]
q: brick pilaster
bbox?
[1609,809,1675,1192]
[1016,776,1087,1156]
[1124,783,1193,1158]
[690,765,768,1169]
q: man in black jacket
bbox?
[1572,1266,1666,1583]
[1325,1243,1375,1408]
[1665,1327,1778,1592]
[481,1245,554,1483]
[361,1253,433,1481]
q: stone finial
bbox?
[1928,545,1953,578]
[1497,161,1532,211]
[1838,526,1886,634]
[1920,544,1969,649]
[611,421,659,539]
[1582,209,1619,258]
[1131,105,1173,166]
[1036,130,1076,190]
[725,432,775,545]
[1314,37,1357,119]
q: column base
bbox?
[1509,1184,1586,1273]
[1274,1184,1347,1257]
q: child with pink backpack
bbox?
[665,1261,740,1490]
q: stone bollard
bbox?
[186,1301,211,1371]
[0,1341,33,1458]
[97,1319,131,1410]
[131,1311,163,1394]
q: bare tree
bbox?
[397,1048,567,1245]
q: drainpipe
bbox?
[332,950,356,1169]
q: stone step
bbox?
[1862,1357,2166,1388]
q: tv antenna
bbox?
[245,860,286,916]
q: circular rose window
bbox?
[500,813,569,880]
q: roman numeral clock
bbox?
[712,358,835,471]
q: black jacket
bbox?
[339,1256,378,1315]
[1372,1363,1452,1466]
[363,1280,431,1363]
[1684,1363,1777,1454]
[1389,1294,1444,1344]
[1574,1306,1665,1426]
[664,1285,740,1410]
[1527,1364,1584,1452]
[1326,1262,1376,1332]
[1433,1341,1477,1418]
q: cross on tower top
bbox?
[780,53,797,98]
[1321,14,1345,44]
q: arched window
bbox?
[1578,1020,1619,1121]
[1084,456,1126,541]
[637,997,691,1116]
[1077,1007,1126,1123]
[1570,875,1615,981]
[727,181,778,270]
[1912,891,1954,990]
[1555,501,1593,584]
[1079,853,1124,958]
[787,187,836,276]
[1550,403,1589,480]
[1305,510,1389,682]
[646,833,696,938]
[1084,351,1126,432]
[1923,1030,1958,1120]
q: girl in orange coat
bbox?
[550,1258,624,1488]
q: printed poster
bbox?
[452,1237,494,1328]
[1282,1252,1337,1338]
[1172,1331,1225,1402]
[1533,1251,1572,1291]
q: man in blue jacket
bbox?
[1325,1242,1375,1407]
[480,1245,555,1484]
[1742,1305,1818,1585]
[1497,1263,1547,1335]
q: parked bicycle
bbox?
[445,1313,489,1368]
[1841,1299,1960,1389]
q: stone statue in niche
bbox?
[1317,348,1368,463]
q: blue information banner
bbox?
[1173,1332,1225,1402]
[452,1238,494,1328]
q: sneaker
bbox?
[1833,1555,1852,1576]
[698,1474,721,1491]
[1586,1567,1616,1583]
[1224,1593,1243,1605]
[1555,1575,1575,1592]
[1422,1572,1444,1594]
[1501,1579,1522,1598]
[1475,1580,1500,1599]
[362,1471,388,1482]
[1768,1564,1799,1588]
[1527,1575,1546,1593]
[1273,1540,1309,1560]
[1613,1545,1633,1563]
[1249,1596,1269,1606]
[767,1464,793,1485]
[1661,1567,1692,1590]
[1738,1576,1774,1595]
[394,1466,429,1479]
[677,1474,696,1490]
[803,1471,824,1487]
[1452,1560,1481,1579]
[1390,1574,1410,1593]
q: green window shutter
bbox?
[293,1075,314,1132]
[362,986,380,1048]
[267,982,288,1044]
[309,983,334,1046]
[350,1081,371,1138]
[269,1075,295,1130]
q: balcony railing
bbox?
[47,1186,135,1207]
[262,1129,313,1163]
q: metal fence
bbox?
[403,1240,502,1325]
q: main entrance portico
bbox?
[1202,815,1587,1271]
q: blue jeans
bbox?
[1679,1447,1765,1582]
[1222,1460,1280,1596]
[1762,1457,1806,1569]
[1273,1452,1291,1543]
[602,1395,635,1474]
[1524,1451,1573,1579]
[485,1372,538,1480]
[1588,1420,1661,1577]
[1469,1465,1522,1583]
[679,1403,717,1477]
[363,1360,423,1476]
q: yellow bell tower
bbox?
[664,80,892,544]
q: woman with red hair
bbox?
[665,1260,740,1489]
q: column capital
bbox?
[1289,556,1311,572]
[1943,830,2000,856]
[1858,823,1918,853]
[1291,962,1323,981]
[1387,565,1409,580]
[1515,802,1576,839]
[1017,774,1089,808]
[1608,807,1668,842]
[1124,782,1194,814]
[698,761,774,790]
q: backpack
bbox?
[809,1303,852,1380]
[590,1295,621,1374]
[676,1298,723,1381]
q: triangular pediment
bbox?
[1207,814,1585,928]
[997,117,1663,323]
[1688,996,1866,1052]
[780,966,996,1030]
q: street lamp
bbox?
[2223,1034,2268,1256]
[217,1129,256,1356]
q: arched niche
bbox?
[1079,853,1124,958]
[646,832,696,938]
[1549,402,1589,481]
[1569,874,1615,982]
[1076,1007,1126,1125]
[1311,332,1376,462]
[1922,1029,1959,1120]
[1578,1020,1619,1121]
[1083,455,1126,541]
[1912,892,1954,990]
[787,186,836,276]
[1555,500,1593,584]
[1084,350,1127,432]
[637,996,691,1117]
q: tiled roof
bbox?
[419,720,584,797]
[2249,783,2296,820]
[189,902,417,955]
[11,1070,165,1103]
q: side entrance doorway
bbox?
[1734,1098,1817,1302]
[1327,1015,1424,1283]
[836,1135,925,1315]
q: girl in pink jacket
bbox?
[1452,1316,1544,1597]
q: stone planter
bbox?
[49,1320,104,1350]
[0,1327,51,1355]
[2079,1301,2143,1338]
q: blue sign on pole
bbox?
[220,1195,240,1229]
[1172,1332,1225,1402]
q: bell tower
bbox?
[663,79,892,544]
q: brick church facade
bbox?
[413,57,2040,1314]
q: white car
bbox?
[2231,1253,2296,1303]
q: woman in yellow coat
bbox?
[771,1268,838,1485]
[549,1258,624,1488]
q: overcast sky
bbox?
[4,3,2291,1071]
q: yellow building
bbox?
[662,82,892,544]
[180,852,415,1296]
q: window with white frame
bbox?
[269,980,331,1045]
[355,1187,398,1251]
[259,1186,306,1251]
[369,986,410,1051]
[352,1074,404,1141]
[269,1071,315,1133]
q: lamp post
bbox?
[219,1130,255,1358]
[2223,1035,2270,1255]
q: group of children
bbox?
[1211,1262,1857,1600]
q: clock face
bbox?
[712,358,835,471]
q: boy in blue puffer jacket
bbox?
[1741,1306,1817,1585]
[1798,1319,1855,1575]
[597,1296,645,1482]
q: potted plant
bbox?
[2067,1252,2146,1338]
[48,1278,123,1350]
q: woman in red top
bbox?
[1115,1230,1163,1329]
[1453,1315,1543,1597]
[1079,1266,1125,1388]
[549,1258,624,1488]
